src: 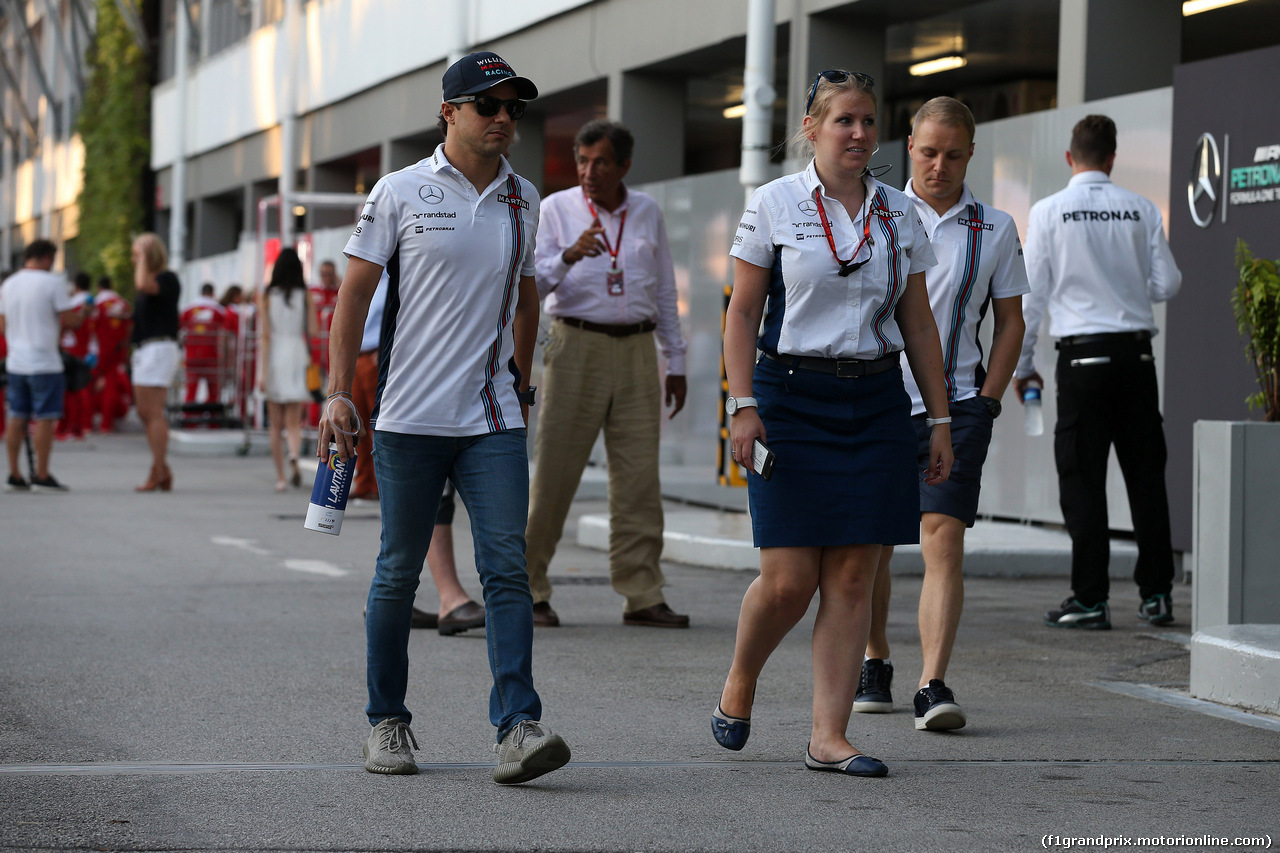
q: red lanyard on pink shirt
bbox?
[584,195,627,268]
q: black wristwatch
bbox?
[978,395,1002,419]
[517,386,537,406]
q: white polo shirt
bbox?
[534,186,687,374]
[0,269,74,375]
[901,181,1029,415]
[1017,171,1181,377]
[343,144,539,436]
[730,161,936,360]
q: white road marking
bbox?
[210,536,271,556]
[282,558,348,577]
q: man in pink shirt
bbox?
[525,120,690,629]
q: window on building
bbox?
[206,0,251,56]
[157,0,201,82]
[261,0,284,26]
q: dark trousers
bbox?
[1054,337,1175,605]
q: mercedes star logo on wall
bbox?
[419,185,445,205]
[1188,132,1221,228]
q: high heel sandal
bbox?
[289,457,301,488]
[159,466,173,492]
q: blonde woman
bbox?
[257,248,316,491]
[130,233,181,492]
[715,70,954,778]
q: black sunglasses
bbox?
[448,95,527,120]
[805,69,876,115]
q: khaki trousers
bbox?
[525,321,666,612]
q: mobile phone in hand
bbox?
[752,439,776,481]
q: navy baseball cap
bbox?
[442,52,539,101]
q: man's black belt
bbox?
[136,336,177,346]
[764,350,900,378]
[557,316,656,337]
[1056,330,1151,348]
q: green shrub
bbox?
[1231,239,1280,421]
[74,0,150,299]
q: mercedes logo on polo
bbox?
[1188,133,1221,229]
[798,199,818,216]
[419,185,445,205]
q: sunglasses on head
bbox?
[447,94,527,120]
[805,69,876,115]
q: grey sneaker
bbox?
[492,719,571,785]
[362,717,418,775]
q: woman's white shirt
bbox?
[730,161,936,360]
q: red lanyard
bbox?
[584,195,627,268]
[813,189,874,277]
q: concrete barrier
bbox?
[1190,625,1280,715]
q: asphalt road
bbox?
[1,434,1277,852]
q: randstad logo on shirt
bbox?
[497,194,530,210]
[1061,210,1141,222]
[957,218,994,231]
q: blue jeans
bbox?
[366,428,541,740]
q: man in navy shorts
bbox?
[1,240,81,493]
[856,99,1029,730]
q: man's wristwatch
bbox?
[517,386,537,406]
[725,396,758,416]
[978,395,1002,419]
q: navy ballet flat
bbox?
[711,703,751,751]
[804,745,888,778]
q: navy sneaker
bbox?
[1138,593,1174,626]
[913,679,966,731]
[5,475,30,492]
[853,658,893,713]
[1044,598,1110,630]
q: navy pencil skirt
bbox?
[748,355,920,548]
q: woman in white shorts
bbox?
[130,233,182,491]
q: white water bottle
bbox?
[1023,379,1044,436]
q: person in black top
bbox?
[130,232,181,492]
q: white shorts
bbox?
[131,340,180,388]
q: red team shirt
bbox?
[93,290,133,365]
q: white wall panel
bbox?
[640,89,1174,529]
[963,87,1173,528]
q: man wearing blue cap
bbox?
[319,51,571,784]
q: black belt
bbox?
[557,316,656,337]
[764,350,900,378]
[1056,330,1151,348]
[136,336,177,346]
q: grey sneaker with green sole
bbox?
[363,717,418,775]
[492,719,571,785]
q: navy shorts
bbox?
[913,395,995,527]
[6,371,65,420]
